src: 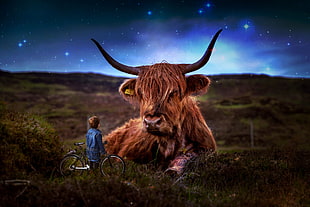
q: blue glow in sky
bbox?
[0,0,309,78]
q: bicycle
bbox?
[59,142,125,177]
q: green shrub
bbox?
[0,103,62,178]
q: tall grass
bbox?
[1,148,309,206]
[0,102,63,179]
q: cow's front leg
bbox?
[165,151,198,175]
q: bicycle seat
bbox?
[74,142,85,146]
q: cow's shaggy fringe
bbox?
[138,63,186,102]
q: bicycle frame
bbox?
[73,165,90,170]
[63,145,90,171]
[60,142,125,177]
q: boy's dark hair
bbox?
[89,116,100,128]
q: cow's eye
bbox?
[137,88,143,99]
[168,91,178,102]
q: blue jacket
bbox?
[86,128,106,162]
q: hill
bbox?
[1,70,309,206]
[0,70,309,150]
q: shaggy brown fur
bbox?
[104,63,216,173]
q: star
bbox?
[198,9,204,14]
[65,52,70,56]
[206,3,212,8]
[243,24,249,29]
[18,39,30,48]
[147,10,152,16]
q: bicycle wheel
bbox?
[59,154,84,177]
[100,155,125,177]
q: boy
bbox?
[86,116,106,169]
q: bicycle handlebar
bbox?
[74,141,107,146]
[74,142,85,146]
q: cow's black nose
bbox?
[144,117,162,130]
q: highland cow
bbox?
[91,29,222,174]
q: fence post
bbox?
[250,120,254,148]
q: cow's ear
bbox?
[185,75,211,95]
[119,79,137,101]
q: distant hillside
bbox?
[1,70,309,149]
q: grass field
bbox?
[0,71,309,206]
[1,148,309,206]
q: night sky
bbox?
[1,0,309,78]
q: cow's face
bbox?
[119,63,210,136]
[91,30,222,135]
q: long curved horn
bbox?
[183,29,222,74]
[91,39,140,75]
